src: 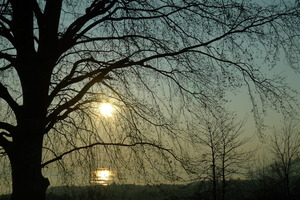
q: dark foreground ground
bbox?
[1,179,300,200]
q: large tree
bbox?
[0,0,299,199]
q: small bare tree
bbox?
[248,118,300,200]
[218,115,253,200]
[189,107,253,200]
[269,118,300,200]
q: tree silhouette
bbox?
[248,118,300,200]
[187,107,253,200]
[0,1,299,199]
[269,118,300,200]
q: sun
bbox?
[99,103,114,117]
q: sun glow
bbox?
[99,103,114,117]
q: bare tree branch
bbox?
[41,141,174,168]
[0,82,19,115]
[0,121,14,134]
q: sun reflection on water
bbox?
[90,168,113,186]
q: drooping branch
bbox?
[49,57,108,101]
[74,1,197,41]
[50,0,298,124]
[44,99,98,134]
[102,81,173,128]
[74,34,167,47]
[46,58,131,128]
[61,0,117,49]
[41,141,175,168]
[47,73,107,125]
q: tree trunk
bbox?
[285,172,290,200]
[7,135,49,200]
[221,169,226,200]
[221,153,226,200]
[212,158,217,200]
